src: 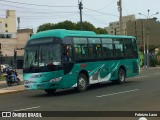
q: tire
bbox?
[112,68,126,84]
[6,78,12,86]
[44,89,56,94]
[16,78,20,85]
[7,82,12,86]
[118,68,126,84]
[77,73,88,92]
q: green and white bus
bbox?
[23,29,140,94]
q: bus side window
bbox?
[113,39,124,58]
[101,38,113,58]
[88,38,101,58]
[81,44,88,58]
[89,45,94,58]
[123,38,136,58]
[95,44,102,57]
[74,44,88,59]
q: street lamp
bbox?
[138,9,159,68]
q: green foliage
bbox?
[150,58,160,67]
[37,23,54,32]
[157,51,160,55]
[37,20,108,34]
[0,75,5,81]
[96,27,108,34]
[53,20,76,30]
[138,51,144,67]
[75,21,97,31]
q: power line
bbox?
[122,2,129,15]
[0,3,76,12]
[0,0,77,8]
[20,14,79,20]
[0,1,118,18]
[0,4,78,14]
[0,11,78,20]
[84,7,118,17]
[97,0,116,11]
[83,13,108,25]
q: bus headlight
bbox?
[50,77,62,82]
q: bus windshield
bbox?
[24,44,61,69]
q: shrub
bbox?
[150,58,160,67]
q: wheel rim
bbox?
[78,77,86,89]
[119,70,125,82]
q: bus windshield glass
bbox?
[24,44,61,69]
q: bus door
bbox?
[62,45,74,75]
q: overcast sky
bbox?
[0,0,160,31]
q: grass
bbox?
[0,74,6,81]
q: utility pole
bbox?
[17,17,20,30]
[78,0,83,30]
[117,0,122,35]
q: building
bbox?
[127,18,160,49]
[0,28,33,68]
[0,10,33,69]
[0,10,16,33]
[105,14,160,50]
[105,15,136,35]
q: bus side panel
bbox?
[57,58,139,89]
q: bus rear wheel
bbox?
[44,89,56,94]
[77,73,88,92]
[112,68,126,84]
[117,68,126,84]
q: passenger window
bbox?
[123,39,137,58]
[88,38,102,58]
[113,39,124,58]
[74,44,88,59]
[102,38,113,58]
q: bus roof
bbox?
[29,29,135,40]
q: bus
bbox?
[23,29,140,94]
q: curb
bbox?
[0,89,26,95]
[0,85,25,95]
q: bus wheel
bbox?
[44,89,56,94]
[77,73,88,92]
[117,68,126,84]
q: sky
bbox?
[0,0,160,32]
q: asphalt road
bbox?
[0,68,160,120]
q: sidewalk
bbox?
[0,74,25,95]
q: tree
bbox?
[37,23,54,32]
[53,20,75,30]
[37,21,75,32]
[37,20,108,34]
[96,27,108,34]
[75,21,97,32]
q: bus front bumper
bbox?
[24,82,58,90]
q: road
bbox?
[0,68,160,120]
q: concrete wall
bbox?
[127,19,160,48]
[0,10,16,33]
[105,15,135,35]
[0,29,33,69]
